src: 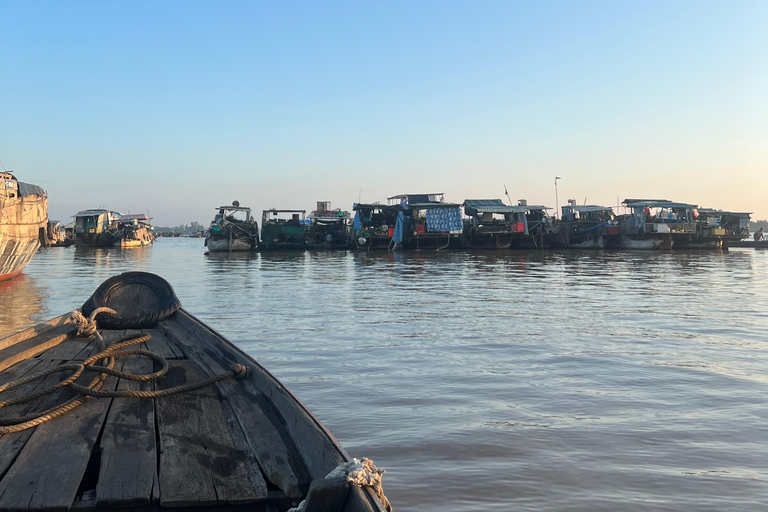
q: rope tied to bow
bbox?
[0,312,248,434]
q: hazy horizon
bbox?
[2,1,766,225]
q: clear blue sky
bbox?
[1,0,766,224]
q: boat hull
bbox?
[0,190,47,282]
[205,235,256,252]
[75,232,120,247]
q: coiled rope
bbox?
[0,310,247,434]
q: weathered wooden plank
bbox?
[0,360,72,481]
[158,318,313,498]
[36,336,93,361]
[0,325,75,372]
[303,477,351,512]
[95,358,156,508]
[156,360,265,507]
[141,329,183,360]
[158,312,345,482]
[0,362,120,511]
[0,314,71,352]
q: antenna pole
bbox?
[554,177,561,220]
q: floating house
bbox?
[205,202,259,252]
[306,202,350,250]
[260,209,306,250]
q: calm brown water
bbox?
[2,239,768,511]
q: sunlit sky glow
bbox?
[1,1,766,225]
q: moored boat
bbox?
[205,202,259,252]
[0,272,391,512]
[350,203,404,250]
[116,214,155,248]
[554,201,620,249]
[0,171,48,281]
[618,199,699,250]
[73,209,123,247]
[460,199,531,249]
[306,202,351,250]
[388,193,463,250]
[260,209,306,250]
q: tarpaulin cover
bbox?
[393,211,405,242]
[18,182,45,197]
[425,207,463,232]
[353,211,362,231]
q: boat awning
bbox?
[463,199,524,214]
[409,202,461,210]
[74,209,110,217]
[569,205,614,213]
[698,208,752,218]
[623,199,698,209]
[116,214,151,222]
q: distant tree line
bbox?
[154,221,205,236]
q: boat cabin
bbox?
[206,202,259,252]
[260,209,306,250]
[116,214,154,247]
[622,199,698,235]
[74,209,120,235]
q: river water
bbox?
[2,239,768,511]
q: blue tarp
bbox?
[353,211,362,231]
[393,211,405,242]
[425,207,463,232]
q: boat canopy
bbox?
[408,202,461,210]
[463,199,524,215]
[116,214,151,222]
[623,199,698,209]
[697,208,752,218]
[387,193,445,207]
[215,206,251,211]
[569,205,614,213]
[74,209,114,217]
[353,203,403,211]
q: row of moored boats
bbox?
[205,194,759,252]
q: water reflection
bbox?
[0,274,46,337]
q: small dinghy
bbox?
[0,272,390,512]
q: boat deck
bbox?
[0,312,382,512]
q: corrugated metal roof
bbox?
[623,199,698,209]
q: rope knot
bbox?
[231,364,248,379]
[70,307,116,338]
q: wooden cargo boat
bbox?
[0,172,48,281]
[694,208,751,249]
[205,202,259,252]
[0,272,390,512]
[260,209,306,250]
[116,214,155,248]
